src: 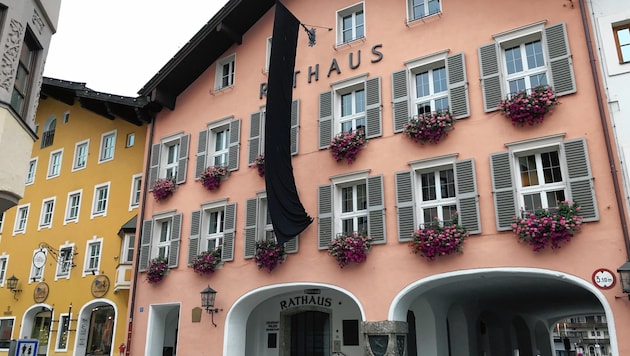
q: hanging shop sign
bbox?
[91,275,110,298]
[33,282,49,303]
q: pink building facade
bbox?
[127,0,630,355]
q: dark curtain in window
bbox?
[265,0,312,245]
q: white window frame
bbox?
[64,190,82,224]
[38,197,56,230]
[161,136,181,181]
[121,233,135,264]
[207,118,231,167]
[215,53,236,91]
[13,203,30,235]
[596,12,630,75]
[55,243,75,280]
[99,130,117,163]
[126,133,135,147]
[91,182,110,219]
[0,212,4,233]
[407,51,449,116]
[83,237,103,276]
[62,111,70,124]
[410,155,458,227]
[129,173,142,210]
[55,313,71,352]
[332,74,368,134]
[47,148,63,178]
[152,214,173,261]
[331,170,370,236]
[0,317,15,351]
[407,0,442,23]
[0,255,8,287]
[26,157,37,185]
[201,200,227,251]
[337,2,365,46]
[265,36,273,72]
[29,248,46,283]
[72,139,89,171]
[257,194,275,242]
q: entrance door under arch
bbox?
[290,311,330,356]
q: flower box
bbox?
[152,178,176,202]
[511,201,583,252]
[146,257,169,284]
[254,239,286,272]
[200,166,228,190]
[499,85,557,126]
[403,111,454,144]
[328,232,372,268]
[252,154,265,177]
[329,129,367,164]
[410,217,469,261]
[192,248,222,275]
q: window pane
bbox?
[525,40,544,69]
[342,219,354,235]
[529,73,548,88]
[423,207,438,227]
[509,78,526,94]
[439,169,456,198]
[342,187,353,213]
[356,184,367,211]
[355,89,365,113]
[433,67,447,93]
[160,222,169,242]
[505,46,524,75]
[428,0,440,14]
[519,155,539,186]
[541,151,562,183]
[435,97,449,112]
[523,193,542,212]
[417,102,431,115]
[442,205,457,222]
[415,72,430,98]
[412,0,425,18]
[546,190,566,208]
[341,93,352,116]
[357,216,368,234]
[355,11,364,38]
[421,173,436,201]
[342,15,353,42]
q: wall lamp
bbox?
[617,262,630,300]
[6,275,22,300]
[200,285,222,327]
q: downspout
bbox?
[578,0,630,259]
[125,111,157,355]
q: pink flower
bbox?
[403,111,454,144]
[511,201,583,251]
[499,86,558,126]
[328,233,372,268]
[147,257,169,284]
[329,129,367,164]
[199,166,228,190]
[254,240,286,272]
[152,178,176,201]
[192,248,222,275]
[410,216,469,261]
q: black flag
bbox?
[265,1,312,245]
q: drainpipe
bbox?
[578,0,630,259]
[125,112,157,355]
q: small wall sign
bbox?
[33,282,49,303]
[592,268,616,289]
[91,275,110,297]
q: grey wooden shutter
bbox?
[455,159,481,234]
[285,236,299,253]
[228,119,241,171]
[490,151,517,231]
[392,69,410,133]
[222,202,237,261]
[395,170,416,242]
[319,91,333,149]
[545,23,576,96]
[148,143,161,191]
[195,130,208,179]
[188,210,201,265]
[244,198,258,258]
[139,219,153,272]
[478,43,502,112]
[248,112,261,165]
[365,77,382,138]
[290,100,300,156]
[446,52,470,119]
[168,213,182,268]
[176,134,190,184]
[563,138,598,221]
[367,175,386,243]
[318,184,333,249]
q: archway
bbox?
[73,299,118,356]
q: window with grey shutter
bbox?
[248,112,262,165]
[446,52,470,119]
[139,219,153,272]
[478,43,502,112]
[228,119,241,171]
[455,159,480,234]
[392,69,410,133]
[365,77,382,139]
[319,91,333,149]
[318,184,333,249]
[222,203,237,261]
[285,236,299,253]
[395,170,416,241]
[490,151,517,231]
[168,213,182,268]
[367,175,386,243]
[291,100,300,156]
[244,198,258,258]
[176,135,190,184]
[545,23,576,96]
[563,138,598,221]
[195,131,208,179]
[188,210,201,265]
[148,143,161,191]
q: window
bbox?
[265,36,273,72]
[99,130,116,162]
[215,54,235,90]
[0,256,7,287]
[392,51,470,132]
[188,202,237,264]
[47,149,63,178]
[62,111,70,124]
[248,100,301,164]
[148,134,189,190]
[0,212,4,233]
[39,197,55,229]
[129,174,142,209]
[73,140,89,170]
[490,136,599,230]
[0,318,14,349]
[479,22,576,112]
[56,244,74,278]
[196,117,241,178]
[29,249,45,282]
[121,233,135,264]
[139,213,182,272]
[337,3,365,45]
[10,29,39,118]
[395,155,481,241]
[408,0,441,21]
[244,194,298,258]
[55,314,70,351]
[65,190,82,224]
[40,116,56,148]
[614,23,630,63]
[25,158,37,184]
[91,182,110,218]
[126,133,135,147]
[84,238,102,275]
[317,172,385,249]
[319,78,381,149]
[13,204,29,234]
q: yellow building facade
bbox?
[0,78,150,356]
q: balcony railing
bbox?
[40,130,55,148]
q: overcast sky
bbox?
[44,0,229,97]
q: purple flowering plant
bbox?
[403,111,454,144]
[499,85,558,126]
[252,154,265,177]
[254,239,286,273]
[329,129,367,164]
[328,232,373,268]
[146,257,169,284]
[192,248,222,275]
[410,215,469,262]
[152,178,176,202]
[200,166,228,190]
[511,201,583,252]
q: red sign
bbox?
[592,268,616,289]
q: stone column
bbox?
[362,321,408,356]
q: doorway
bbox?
[289,311,330,356]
